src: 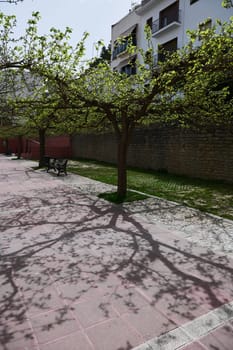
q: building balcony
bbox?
[141,0,151,5]
[112,24,137,61]
[136,0,162,14]
[152,10,181,37]
[112,42,128,60]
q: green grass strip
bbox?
[68,160,233,220]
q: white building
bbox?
[111,0,232,72]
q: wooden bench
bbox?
[54,159,68,176]
[45,156,68,176]
[44,156,56,172]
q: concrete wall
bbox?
[72,126,233,183]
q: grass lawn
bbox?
[68,159,233,220]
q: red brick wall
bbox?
[0,135,72,159]
[0,138,18,154]
[45,135,72,158]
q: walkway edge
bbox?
[133,301,233,350]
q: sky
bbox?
[0,0,135,59]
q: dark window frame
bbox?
[158,37,178,62]
[159,1,179,30]
[146,17,153,30]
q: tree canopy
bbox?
[0,11,88,164]
[43,20,231,197]
[222,0,233,8]
[0,10,232,198]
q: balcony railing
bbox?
[152,10,181,35]
[112,36,137,60]
[112,42,128,60]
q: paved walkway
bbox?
[0,155,233,350]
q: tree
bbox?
[0,11,232,198]
[12,78,60,166]
[222,0,233,8]
[0,12,32,71]
[0,11,88,165]
[55,19,233,199]
[170,20,233,130]
[54,51,184,197]
[0,68,26,156]
[89,43,111,68]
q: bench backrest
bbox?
[56,159,67,166]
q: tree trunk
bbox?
[117,133,129,198]
[38,129,46,167]
[17,135,22,159]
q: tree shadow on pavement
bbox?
[0,185,233,349]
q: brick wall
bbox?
[0,138,19,154]
[72,126,233,183]
[45,135,72,158]
[0,135,72,159]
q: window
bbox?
[112,25,137,60]
[158,37,177,62]
[146,17,153,30]
[199,18,212,32]
[198,18,212,39]
[190,0,199,4]
[159,1,179,30]
[120,58,136,75]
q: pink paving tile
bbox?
[122,305,176,340]
[166,281,233,326]
[57,274,122,305]
[57,281,101,304]
[15,266,52,294]
[23,286,64,316]
[0,319,37,350]
[0,277,17,302]
[30,308,80,344]
[71,298,117,328]
[200,323,233,350]
[110,285,150,315]
[150,230,233,280]
[189,285,233,313]
[39,331,93,350]
[86,318,142,350]
[151,291,207,326]
[96,274,123,296]
[181,342,206,350]
[219,288,233,304]
[0,294,27,324]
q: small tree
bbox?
[0,11,88,165]
[59,52,185,197]
[89,43,111,68]
[56,20,233,199]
